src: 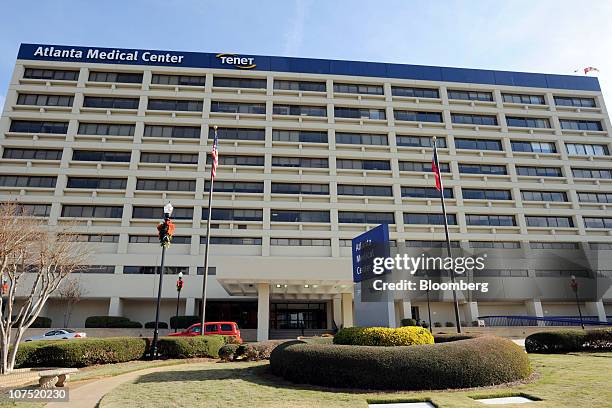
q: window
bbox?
[572,168,612,179]
[466,214,516,226]
[406,240,460,248]
[455,138,502,151]
[336,159,390,171]
[136,179,196,191]
[215,155,264,166]
[271,210,329,223]
[272,156,328,168]
[3,148,62,160]
[72,150,131,162]
[402,187,453,198]
[78,265,115,274]
[511,141,556,153]
[391,86,439,98]
[210,208,263,221]
[470,241,521,249]
[459,163,507,175]
[333,83,383,95]
[396,135,446,148]
[502,93,545,105]
[206,181,264,194]
[271,238,331,246]
[335,132,388,146]
[140,152,198,164]
[214,127,265,141]
[448,90,493,101]
[17,204,51,217]
[560,120,603,131]
[274,80,326,92]
[526,216,574,228]
[339,212,395,224]
[399,161,450,172]
[83,96,139,110]
[124,266,188,275]
[17,93,73,107]
[451,114,498,126]
[132,206,193,220]
[577,192,612,203]
[9,120,68,134]
[0,175,56,188]
[404,213,457,225]
[88,71,143,83]
[589,242,612,250]
[78,123,135,136]
[196,267,217,275]
[272,130,327,143]
[338,184,393,197]
[151,74,206,86]
[23,68,78,81]
[584,217,612,229]
[130,235,191,244]
[506,116,550,128]
[530,242,579,249]
[203,237,262,245]
[516,166,562,177]
[271,183,329,195]
[61,205,123,218]
[462,189,511,200]
[72,234,119,243]
[66,177,127,189]
[274,104,327,117]
[213,77,266,89]
[147,99,203,112]
[211,101,265,114]
[566,143,609,156]
[554,96,596,108]
[521,191,568,202]
[394,110,443,122]
[144,125,201,139]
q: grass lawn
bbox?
[99,352,612,408]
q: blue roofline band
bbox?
[17,43,600,92]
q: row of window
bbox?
[23,69,598,108]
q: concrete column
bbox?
[332,296,342,329]
[257,283,270,341]
[585,300,607,322]
[462,302,480,325]
[108,297,123,317]
[185,298,196,316]
[525,299,544,326]
[341,293,354,328]
[401,300,413,320]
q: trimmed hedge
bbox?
[271,336,531,390]
[333,326,434,347]
[220,340,288,362]
[169,315,200,330]
[16,337,148,368]
[219,344,240,361]
[144,321,168,329]
[85,316,142,328]
[157,335,225,358]
[11,316,52,328]
[433,333,480,343]
[525,328,612,353]
[400,318,417,327]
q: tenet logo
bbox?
[216,53,256,69]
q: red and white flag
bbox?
[211,131,219,179]
[432,148,442,192]
[574,67,600,75]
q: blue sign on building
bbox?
[351,224,390,283]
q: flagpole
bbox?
[432,136,462,334]
[199,125,217,335]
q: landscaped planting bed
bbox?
[525,328,612,353]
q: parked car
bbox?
[169,322,242,343]
[25,329,86,342]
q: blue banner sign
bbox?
[352,224,390,283]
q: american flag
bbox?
[211,129,219,179]
[432,147,442,192]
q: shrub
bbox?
[301,337,334,345]
[434,333,480,343]
[333,326,434,347]
[157,335,225,358]
[16,337,148,368]
[445,321,455,327]
[12,316,52,328]
[85,316,142,328]
[400,318,417,327]
[420,321,429,329]
[240,340,287,361]
[434,322,442,327]
[223,335,242,345]
[219,344,239,361]
[144,321,168,329]
[271,336,531,390]
[525,328,612,353]
[169,315,200,330]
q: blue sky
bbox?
[1,0,611,108]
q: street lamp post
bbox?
[570,275,585,330]
[151,203,174,359]
[174,272,184,333]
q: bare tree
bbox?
[58,278,87,328]
[0,202,89,374]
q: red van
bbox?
[169,321,242,343]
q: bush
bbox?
[434,333,480,343]
[85,316,142,328]
[271,336,531,390]
[400,318,417,327]
[169,315,200,330]
[240,340,287,361]
[223,335,242,345]
[525,328,612,353]
[16,337,148,368]
[30,316,52,328]
[445,322,455,327]
[434,322,442,327]
[301,337,334,345]
[144,321,168,329]
[420,321,429,329]
[157,335,225,358]
[219,344,239,361]
[333,326,434,347]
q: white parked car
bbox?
[25,329,86,342]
